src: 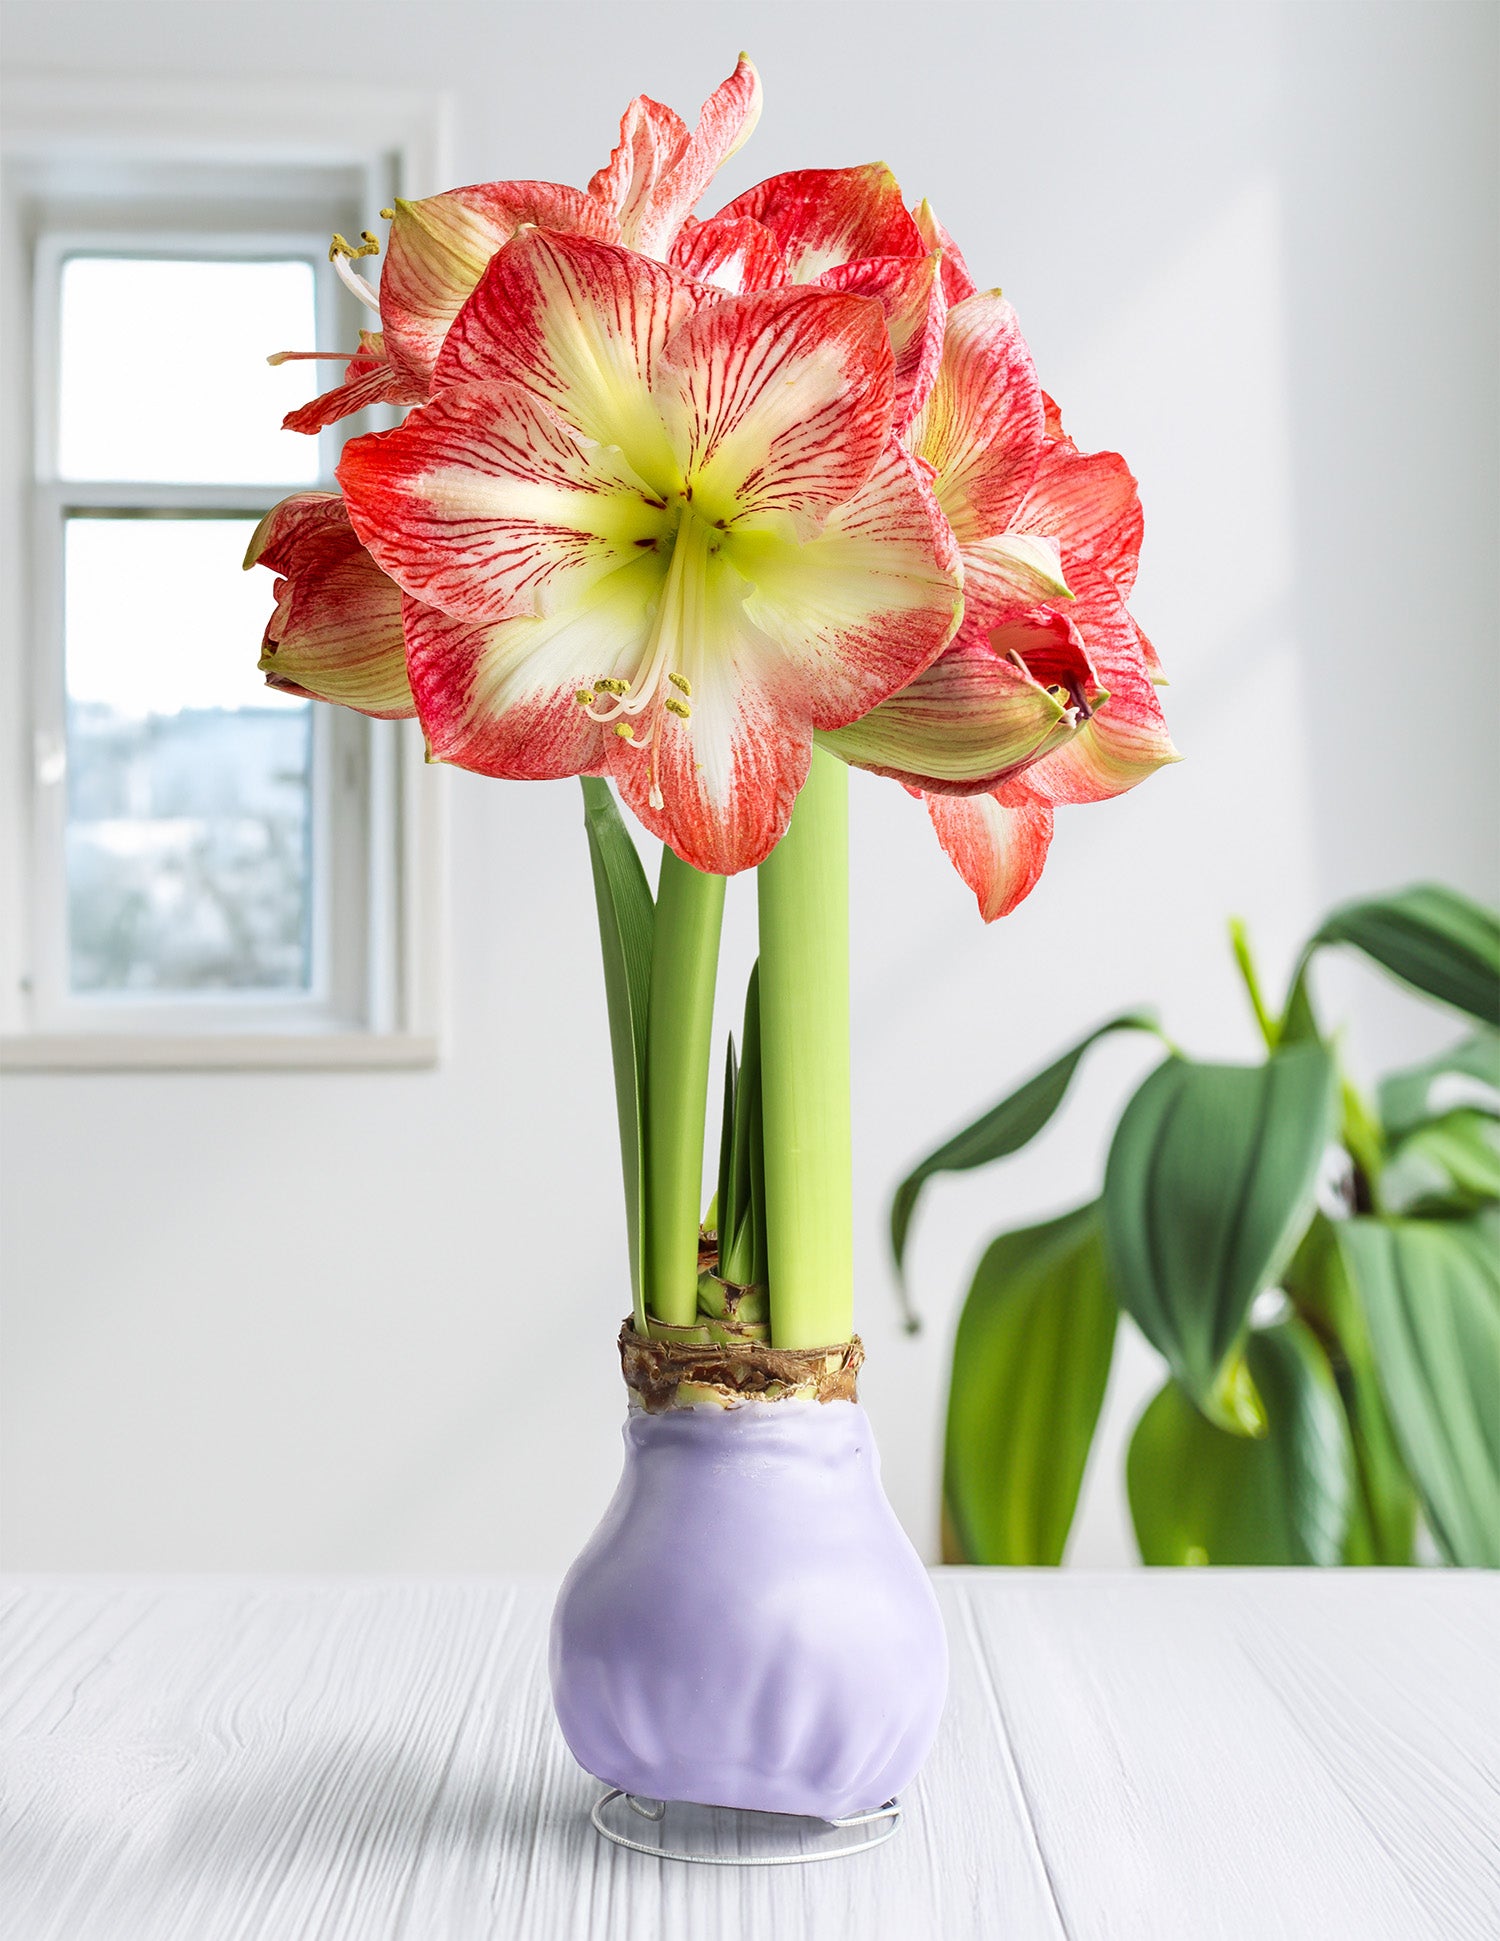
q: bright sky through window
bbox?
[58,257,323,485]
[65,517,303,716]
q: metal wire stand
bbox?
[590,1788,902,1865]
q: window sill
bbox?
[0,1032,440,1072]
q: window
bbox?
[1,81,447,1067]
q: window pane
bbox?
[58,257,324,485]
[65,517,314,995]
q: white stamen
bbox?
[331,250,382,314]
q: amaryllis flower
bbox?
[273,59,760,436]
[331,227,962,874]
[246,493,414,718]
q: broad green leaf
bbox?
[1128,1319,1355,1565]
[1286,885,1500,1035]
[1378,1032,1500,1141]
[1381,1110,1500,1215]
[1284,1215,1416,1564]
[889,1011,1162,1320]
[580,778,654,1329]
[943,1203,1117,1565]
[1103,1043,1338,1430]
[1335,1215,1500,1567]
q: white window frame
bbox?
[1,76,451,1070]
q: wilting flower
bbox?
[248,61,1174,914]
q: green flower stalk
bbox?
[643,847,725,1329]
[756,748,854,1348]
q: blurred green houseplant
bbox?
[893,885,1500,1567]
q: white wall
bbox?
[2,0,1496,1571]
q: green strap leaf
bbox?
[1381,1110,1500,1216]
[580,778,654,1331]
[1284,1215,1416,1565]
[1103,1043,1339,1429]
[1378,1031,1500,1140]
[720,962,766,1290]
[944,1203,1117,1565]
[1286,885,1500,1035]
[889,1011,1162,1323]
[1127,1319,1355,1565]
[1335,1214,1500,1567]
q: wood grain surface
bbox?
[2,1571,1496,1940]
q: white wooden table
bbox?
[2,1571,1496,1940]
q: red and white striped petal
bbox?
[246,493,414,718]
[280,332,423,434]
[654,287,895,528]
[1013,439,1144,598]
[379,182,617,386]
[911,200,978,304]
[337,381,667,624]
[925,782,1054,921]
[435,228,707,492]
[714,164,925,282]
[961,530,1073,622]
[668,214,789,292]
[1023,565,1178,803]
[816,253,946,433]
[818,615,1081,793]
[909,293,1046,544]
[403,556,667,781]
[589,56,762,259]
[734,443,964,728]
[609,566,813,876]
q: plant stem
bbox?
[757,748,854,1348]
[643,846,725,1328]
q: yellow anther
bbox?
[575,688,595,706]
[379,207,396,221]
[614,722,636,740]
[664,697,691,719]
[329,231,381,263]
[595,677,629,696]
[668,672,693,697]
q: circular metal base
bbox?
[590,1788,902,1865]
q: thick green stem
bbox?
[643,847,725,1328]
[757,748,853,1348]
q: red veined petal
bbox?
[1132,614,1166,683]
[281,335,422,434]
[911,200,978,304]
[960,531,1073,624]
[653,286,895,528]
[1041,391,1069,442]
[925,782,1054,921]
[910,293,1046,543]
[818,612,1082,793]
[816,253,946,433]
[246,492,414,718]
[403,566,681,781]
[733,442,964,729]
[668,214,789,292]
[609,624,812,877]
[336,380,668,624]
[379,181,618,385]
[1023,565,1178,803]
[1014,438,1144,598]
[434,228,708,492]
[714,164,924,281]
[590,55,762,258]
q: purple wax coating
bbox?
[549,1397,948,1820]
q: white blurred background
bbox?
[2,0,1495,1571]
